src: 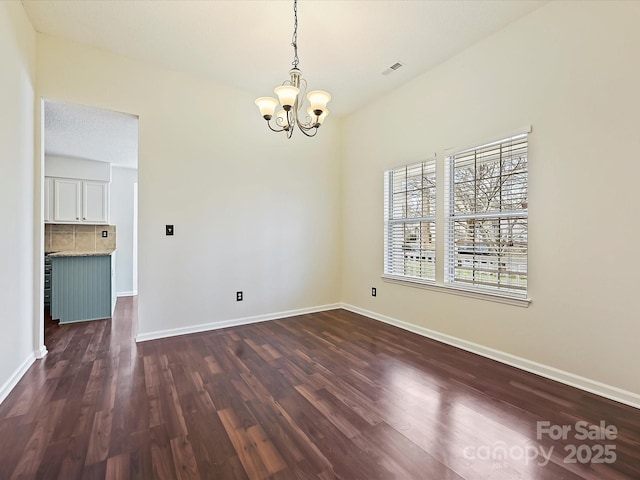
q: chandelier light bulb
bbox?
[274,85,300,111]
[255,97,279,119]
[307,106,329,125]
[306,90,331,115]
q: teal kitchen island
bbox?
[49,251,116,323]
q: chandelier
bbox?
[255,0,331,138]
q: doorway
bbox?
[41,99,139,341]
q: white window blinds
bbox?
[384,159,437,281]
[444,133,528,294]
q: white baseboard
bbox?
[35,345,48,359]
[0,352,37,405]
[135,303,342,343]
[341,304,640,410]
[117,291,137,297]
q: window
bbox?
[384,159,436,282]
[444,133,528,295]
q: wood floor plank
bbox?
[149,424,178,480]
[80,460,107,480]
[169,435,200,480]
[55,434,91,480]
[217,408,270,480]
[1,299,639,479]
[127,430,153,480]
[180,405,244,479]
[104,452,130,480]
[84,409,113,465]
[294,384,362,439]
[35,437,67,480]
[246,424,287,476]
[244,397,331,475]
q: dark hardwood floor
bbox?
[0,298,638,479]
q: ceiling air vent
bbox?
[382,62,404,76]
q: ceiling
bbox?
[44,100,139,168]
[25,0,547,166]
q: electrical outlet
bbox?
[236,291,243,301]
[102,230,108,238]
[166,225,174,236]
[372,287,377,297]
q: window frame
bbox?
[383,158,437,284]
[381,127,531,307]
[444,131,529,298]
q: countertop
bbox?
[46,250,115,258]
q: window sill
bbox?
[381,274,531,307]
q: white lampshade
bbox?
[274,85,300,110]
[276,109,289,128]
[307,107,329,125]
[255,97,279,119]
[306,90,331,114]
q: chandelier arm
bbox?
[297,122,319,133]
[266,120,286,133]
[284,109,295,138]
[295,108,319,136]
[297,125,319,137]
[296,108,318,129]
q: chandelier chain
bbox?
[291,0,299,68]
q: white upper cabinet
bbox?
[49,177,110,224]
[83,181,109,223]
[54,178,82,222]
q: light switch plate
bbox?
[166,225,174,236]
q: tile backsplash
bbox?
[45,224,116,253]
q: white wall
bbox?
[35,34,342,338]
[111,166,138,296]
[0,2,38,402]
[341,1,640,399]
